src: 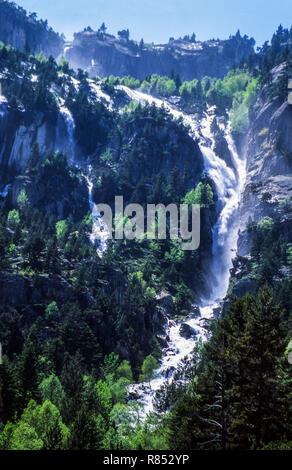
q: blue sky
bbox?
[15,0,292,45]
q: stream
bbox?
[59,86,247,415]
[119,87,247,415]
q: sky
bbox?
[15,0,292,46]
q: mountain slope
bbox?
[65,29,255,80]
[0,0,64,57]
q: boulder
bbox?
[179,323,197,339]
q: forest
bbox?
[0,7,292,451]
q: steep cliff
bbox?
[0,47,211,364]
[227,63,292,300]
[0,0,64,57]
[65,30,255,80]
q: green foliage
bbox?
[168,288,291,450]
[56,219,68,240]
[108,377,130,405]
[39,374,65,409]
[120,75,140,89]
[141,74,177,97]
[230,76,260,133]
[7,209,20,229]
[179,78,205,109]
[183,182,214,208]
[8,243,17,255]
[58,56,70,74]
[21,399,69,450]
[17,189,29,211]
[140,354,159,386]
[94,380,112,420]
[100,148,113,164]
[257,216,274,231]
[116,360,133,382]
[45,301,60,322]
[0,421,43,450]
[205,70,259,133]
[18,340,40,409]
[287,244,292,271]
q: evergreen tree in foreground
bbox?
[168,287,292,450]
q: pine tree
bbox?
[70,404,100,449]
[17,340,39,409]
[229,287,291,448]
[0,356,18,422]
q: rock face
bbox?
[239,65,292,237]
[108,116,204,185]
[0,106,89,220]
[65,31,255,81]
[0,0,64,57]
[0,106,80,172]
[10,172,89,222]
[0,108,57,171]
[0,272,76,306]
[179,323,197,339]
[228,64,292,300]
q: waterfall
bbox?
[120,87,247,302]
[0,95,8,119]
[89,80,113,109]
[85,167,110,257]
[0,184,11,199]
[199,114,247,303]
[56,104,76,164]
[120,86,247,415]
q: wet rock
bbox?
[118,344,131,361]
[0,272,76,306]
[156,335,168,348]
[179,323,197,339]
[190,304,201,317]
[223,278,257,314]
[212,305,222,319]
[128,390,141,400]
[165,348,176,356]
[231,277,257,298]
[164,367,175,379]
[156,291,175,315]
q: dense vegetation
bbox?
[0,22,292,451]
[0,0,64,57]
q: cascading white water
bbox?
[85,167,110,257]
[121,86,247,414]
[89,80,113,109]
[56,104,76,164]
[0,95,8,119]
[55,100,109,256]
[0,184,11,199]
[199,114,247,303]
[129,309,214,415]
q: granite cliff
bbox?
[65,30,255,81]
